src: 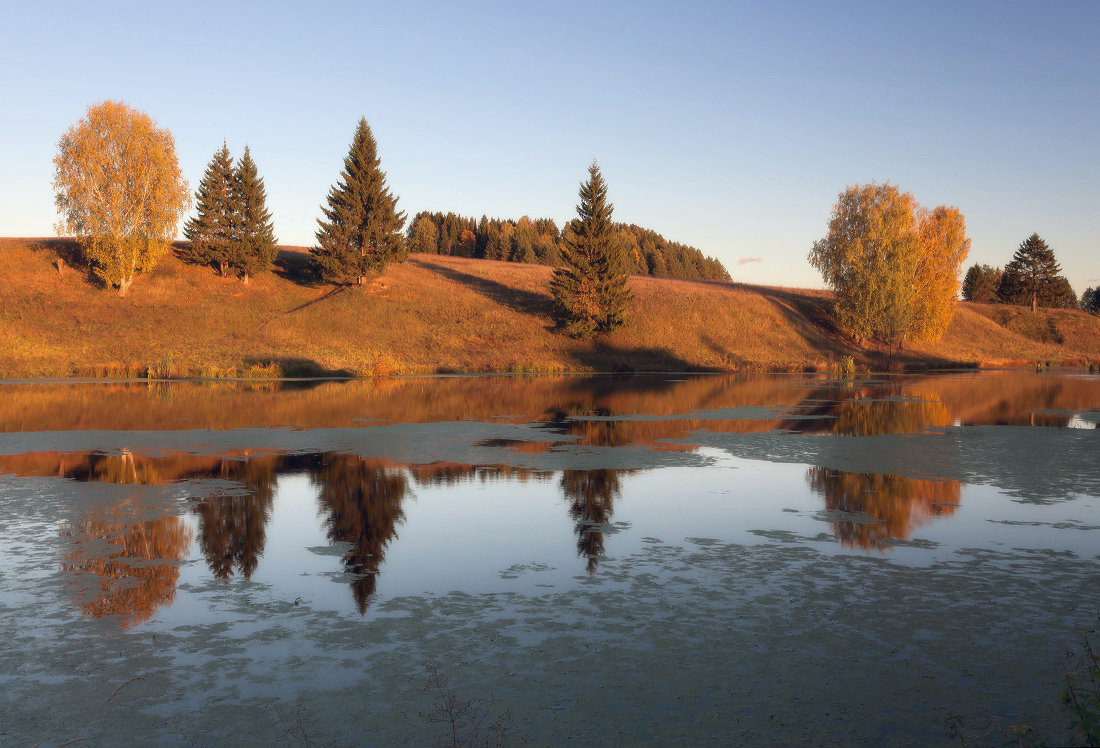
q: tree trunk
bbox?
[357,275,365,286]
[117,275,132,297]
[1031,294,1037,313]
[241,273,250,285]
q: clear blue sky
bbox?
[1,0,1097,291]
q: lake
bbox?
[1,370,1098,746]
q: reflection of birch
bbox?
[312,456,409,614]
[560,469,621,575]
[60,513,193,627]
[806,467,960,550]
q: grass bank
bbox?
[1,237,1097,378]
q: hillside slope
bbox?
[1,238,1096,377]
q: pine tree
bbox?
[550,161,632,338]
[998,233,1063,312]
[183,142,236,277]
[312,118,406,284]
[228,146,277,283]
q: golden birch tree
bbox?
[910,206,971,342]
[53,101,191,296]
[810,183,970,348]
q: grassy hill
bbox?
[1,237,1097,378]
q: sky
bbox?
[1,0,1097,291]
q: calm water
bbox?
[1,371,1099,745]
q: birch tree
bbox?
[53,101,190,296]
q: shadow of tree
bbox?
[565,340,711,373]
[240,357,354,379]
[412,257,555,319]
[31,237,96,283]
[751,286,859,354]
[272,248,324,287]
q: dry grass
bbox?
[1,237,1097,378]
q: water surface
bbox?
[1,371,1098,745]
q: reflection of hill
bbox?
[3,374,1096,456]
[561,470,622,574]
[926,373,1091,428]
[782,385,952,435]
[60,513,193,627]
[806,467,961,550]
[311,456,410,614]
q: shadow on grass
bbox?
[413,257,555,320]
[751,287,982,372]
[751,286,861,355]
[255,286,351,332]
[31,238,98,284]
[242,357,354,380]
[565,340,711,374]
[272,248,326,287]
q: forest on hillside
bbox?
[406,211,731,282]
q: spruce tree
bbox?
[961,263,1001,303]
[998,233,1063,312]
[312,118,406,284]
[549,161,632,338]
[1080,287,1098,314]
[229,145,277,283]
[184,142,236,277]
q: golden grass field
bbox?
[1,237,1096,378]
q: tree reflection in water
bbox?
[190,459,278,580]
[560,469,621,574]
[806,467,960,550]
[60,454,194,627]
[311,456,410,614]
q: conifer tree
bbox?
[998,233,1063,312]
[1081,287,1099,314]
[184,141,236,277]
[228,145,277,283]
[961,263,1002,303]
[312,118,406,284]
[550,161,632,338]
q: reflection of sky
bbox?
[1067,414,1100,429]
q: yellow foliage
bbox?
[53,100,191,295]
[910,206,971,343]
[810,182,970,348]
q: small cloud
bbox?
[738,257,764,265]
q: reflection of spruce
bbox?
[191,459,277,579]
[806,467,960,550]
[312,456,409,614]
[543,406,632,447]
[560,469,620,574]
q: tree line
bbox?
[961,234,1090,312]
[406,210,731,282]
